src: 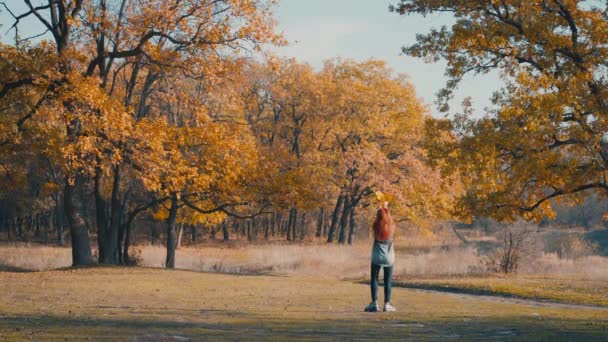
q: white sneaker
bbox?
[383,303,396,312]
[364,302,378,312]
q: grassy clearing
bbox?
[1,267,607,341]
[393,275,608,307]
[2,240,607,280]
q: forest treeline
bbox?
[0,1,453,267]
[4,0,608,268]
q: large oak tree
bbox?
[393,0,608,222]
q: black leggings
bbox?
[370,263,393,303]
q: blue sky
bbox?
[272,0,501,117]
[0,0,501,117]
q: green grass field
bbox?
[1,267,607,341]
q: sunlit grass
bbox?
[1,267,607,340]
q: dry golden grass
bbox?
[136,241,482,279]
[1,267,607,340]
[2,234,607,282]
[0,243,72,271]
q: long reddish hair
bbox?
[373,207,395,241]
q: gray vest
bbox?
[371,239,395,266]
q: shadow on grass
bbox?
[0,264,36,273]
[1,310,606,341]
[0,263,278,277]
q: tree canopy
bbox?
[1,0,450,267]
[393,0,608,222]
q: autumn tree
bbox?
[238,58,332,241]
[1,0,281,266]
[393,0,608,222]
[238,58,451,243]
[0,42,65,244]
[319,59,451,243]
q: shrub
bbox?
[484,224,533,274]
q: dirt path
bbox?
[392,282,608,311]
[1,268,607,341]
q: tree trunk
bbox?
[322,218,327,238]
[348,206,357,245]
[8,217,13,241]
[222,222,230,241]
[101,165,122,264]
[165,194,179,269]
[55,195,65,245]
[327,195,344,243]
[177,223,184,249]
[246,220,252,241]
[287,208,296,241]
[45,213,51,244]
[315,208,324,238]
[94,167,109,262]
[338,197,351,244]
[18,216,25,241]
[451,223,468,244]
[117,189,130,264]
[264,215,270,240]
[64,178,94,266]
[34,214,41,239]
[291,208,298,241]
[210,225,217,239]
[299,211,307,240]
[123,216,134,265]
[191,225,197,242]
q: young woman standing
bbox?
[364,202,396,312]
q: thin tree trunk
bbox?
[101,165,122,264]
[45,213,51,244]
[123,215,134,265]
[327,195,344,243]
[299,211,307,240]
[348,206,357,245]
[8,217,13,241]
[338,197,351,244]
[117,189,130,264]
[222,222,230,241]
[165,194,179,269]
[315,208,324,238]
[34,214,41,239]
[94,167,108,262]
[247,220,252,241]
[191,225,197,242]
[210,225,217,239]
[322,218,327,238]
[55,195,65,245]
[177,223,184,249]
[233,222,240,239]
[451,223,468,244]
[286,208,295,241]
[264,215,270,240]
[16,217,21,241]
[64,178,94,266]
[108,166,122,263]
[20,216,26,241]
[291,208,298,241]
